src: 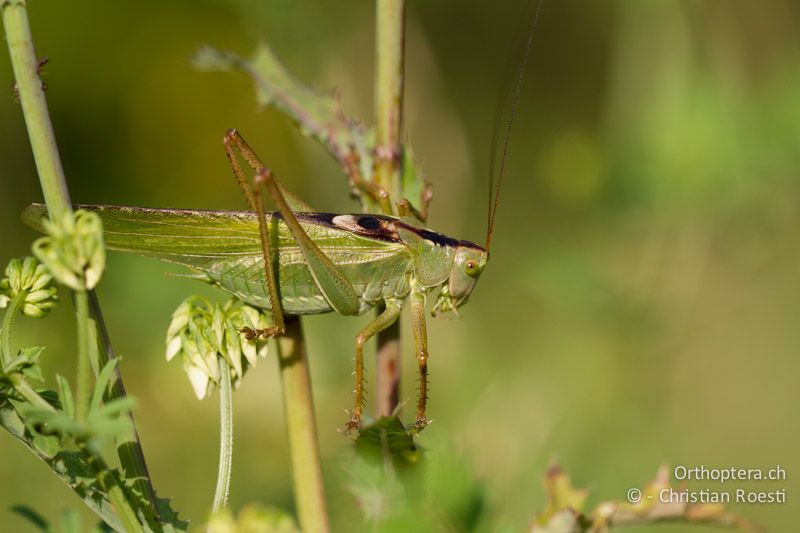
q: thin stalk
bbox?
[277,316,328,533]
[3,0,160,512]
[374,0,406,418]
[374,0,406,199]
[2,0,71,219]
[11,374,56,411]
[1,289,55,416]
[212,354,234,513]
[1,291,26,367]
[75,290,90,422]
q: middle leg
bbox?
[409,286,430,430]
[347,298,403,433]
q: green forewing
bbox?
[22,204,414,315]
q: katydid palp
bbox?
[22,4,540,432]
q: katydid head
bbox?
[432,243,488,317]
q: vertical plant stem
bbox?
[374,0,406,418]
[3,0,160,511]
[2,0,71,219]
[75,290,90,422]
[376,319,400,417]
[277,316,328,533]
[374,0,406,199]
[212,354,234,513]
[1,291,26,367]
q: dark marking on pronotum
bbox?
[416,228,460,248]
[357,216,381,230]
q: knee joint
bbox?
[355,333,367,349]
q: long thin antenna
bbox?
[485,0,544,257]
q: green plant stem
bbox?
[3,0,160,512]
[10,374,55,411]
[374,0,405,200]
[75,290,90,422]
[212,354,233,513]
[277,316,328,533]
[1,291,26,368]
[2,0,71,219]
[374,0,406,418]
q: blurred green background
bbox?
[1,0,799,531]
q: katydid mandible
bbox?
[22,6,540,432]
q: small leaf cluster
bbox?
[19,359,134,454]
[166,295,271,399]
[31,209,105,292]
[0,257,58,318]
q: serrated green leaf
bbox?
[400,144,432,220]
[19,346,45,361]
[89,358,119,417]
[194,43,375,195]
[355,416,420,467]
[93,397,136,420]
[22,362,45,382]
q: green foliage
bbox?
[0,237,184,531]
[354,416,420,467]
[347,431,488,532]
[193,42,431,217]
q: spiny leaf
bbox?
[355,416,420,467]
[194,43,371,184]
[193,43,432,216]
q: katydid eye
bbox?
[465,259,480,277]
